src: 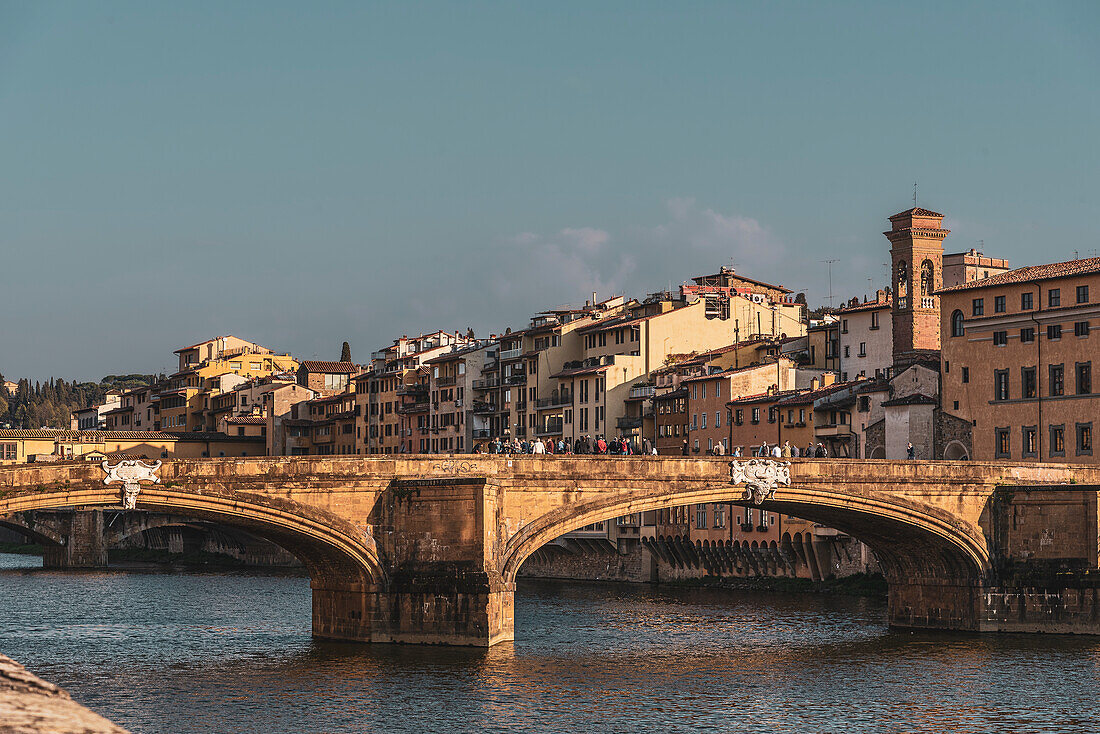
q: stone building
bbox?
[837,291,892,382]
[938,256,1100,463]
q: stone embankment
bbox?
[0,654,127,734]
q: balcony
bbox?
[473,428,492,439]
[628,385,656,400]
[504,374,526,386]
[396,384,428,396]
[397,401,429,414]
[472,401,498,415]
[536,418,564,436]
[500,348,523,361]
[481,358,499,372]
[616,416,643,430]
[920,296,937,309]
[437,376,457,387]
[535,391,572,410]
[515,400,527,411]
[472,377,500,390]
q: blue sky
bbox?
[2,1,1098,380]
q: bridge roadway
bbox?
[1,457,1096,646]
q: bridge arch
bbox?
[500,482,991,603]
[0,482,384,641]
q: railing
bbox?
[535,392,572,409]
[499,348,523,361]
[536,418,564,436]
[481,359,499,372]
[472,377,500,389]
[515,400,527,411]
[472,401,498,415]
[628,385,656,400]
[473,429,492,439]
[437,376,457,387]
[897,296,908,310]
[616,416,643,430]
[396,401,429,414]
[920,296,937,309]
[504,374,526,385]
[396,384,427,396]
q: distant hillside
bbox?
[0,373,160,429]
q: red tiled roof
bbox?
[298,361,359,373]
[937,256,1100,293]
[839,297,892,313]
[224,416,267,425]
[890,207,943,219]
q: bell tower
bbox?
[884,207,949,368]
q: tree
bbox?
[795,292,807,305]
[340,342,352,363]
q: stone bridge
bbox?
[1,457,1096,646]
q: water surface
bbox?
[0,553,1096,733]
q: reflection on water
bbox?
[0,553,1098,733]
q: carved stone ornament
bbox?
[728,459,791,505]
[101,460,162,509]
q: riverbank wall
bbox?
[0,653,128,733]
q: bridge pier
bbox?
[42,510,108,570]
[888,578,982,632]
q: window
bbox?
[995,428,1010,458]
[0,443,15,461]
[1077,362,1092,394]
[1049,289,1061,307]
[994,370,1009,401]
[1076,423,1094,456]
[993,331,1007,346]
[696,505,707,529]
[962,366,969,384]
[870,312,879,329]
[1022,367,1036,399]
[1050,424,1065,457]
[951,310,965,337]
[1075,321,1090,337]
[1020,328,1035,343]
[994,295,1006,313]
[700,383,706,400]
[716,411,721,428]
[1022,426,1037,458]
[1021,292,1034,310]
[1047,324,1062,341]
[972,298,984,316]
[1077,285,1089,304]
[751,408,760,424]
[1050,364,1064,396]
[701,413,707,429]
[844,345,850,358]
[841,319,849,334]
[858,342,866,357]
[735,409,743,425]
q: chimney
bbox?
[592,291,598,306]
[810,377,820,391]
[877,289,886,303]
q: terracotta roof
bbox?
[890,207,943,219]
[881,393,939,407]
[937,256,1100,293]
[681,358,793,384]
[224,416,267,425]
[839,298,892,313]
[0,429,180,440]
[298,361,359,373]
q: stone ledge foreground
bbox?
[0,654,127,734]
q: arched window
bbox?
[951,310,965,337]
[895,260,909,298]
[921,260,935,296]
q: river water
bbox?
[0,553,1097,733]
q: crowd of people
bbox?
[471,435,841,458]
[682,439,830,458]
[474,435,656,456]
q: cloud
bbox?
[493,226,634,306]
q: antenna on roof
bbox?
[821,259,839,307]
[913,181,918,207]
